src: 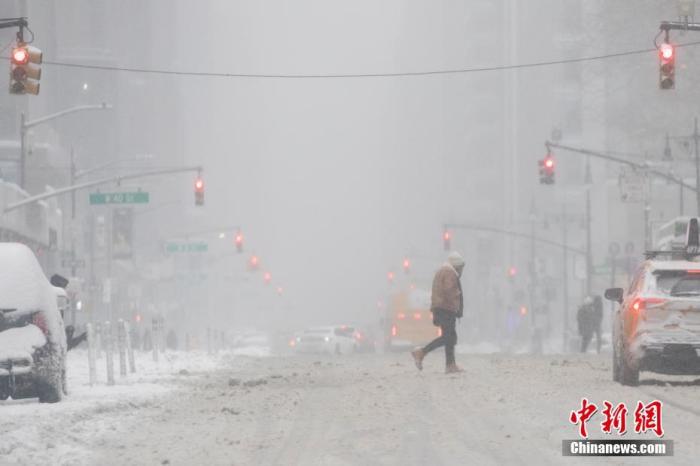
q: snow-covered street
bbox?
[3,349,700,465]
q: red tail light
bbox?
[391,325,397,337]
[631,298,667,314]
[32,312,49,336]
[413,312,422,320]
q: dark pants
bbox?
[580,325,602,353]
[422,309,457,366]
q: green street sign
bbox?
[90,191,150,205]
[165,242,208,253]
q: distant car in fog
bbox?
[232,331,272,357]
[293,326,357,355]
[350,326,377,353]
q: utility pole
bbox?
[695,117,700,215]
[561,203,569,353]
[585,158,592,297]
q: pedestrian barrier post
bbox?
[86,323,97,386]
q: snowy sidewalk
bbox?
[0,349,226,465]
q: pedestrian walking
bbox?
[411,251,465,373]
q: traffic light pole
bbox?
[695,117,700,216]
[18,103,112,190]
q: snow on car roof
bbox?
[0,243,54,312]
[647,260,700,271]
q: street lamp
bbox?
[20,102,112,190]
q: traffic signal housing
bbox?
[248,255,260,271]
[194,176,204,206]
[443,230,451,251]
[234,231,244,253]
[659,42,675,90]
[9,43,41,95]
[538,154,555,184]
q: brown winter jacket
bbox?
[431,264,463,315]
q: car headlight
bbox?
[324,336,330,342]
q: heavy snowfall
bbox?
[3,1,700,465]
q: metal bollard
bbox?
[152,317,159,363]
[207,327,212,355]
[95,323,103,360]
[124,321,136,373]
[86,323,97,386]
[117,319,127,377]
[105,321,115,386]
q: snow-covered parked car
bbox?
[0,243,67,403]
[294,326,357,355]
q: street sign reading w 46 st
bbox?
[89,192,149,205]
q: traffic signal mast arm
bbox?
[443,222,586,256]
[660,21,700,32]
[0,17,28,33]
[545,141,697,193]
[3,165,203,213]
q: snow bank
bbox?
[0,324,46,363]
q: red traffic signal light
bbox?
[11,47,29,65]
[263,271,272,284]
[660,42,674,61]
[508,266,517,278]
[276,286,284,295]
[9,43,42,95]
[194,176,204,206]
[519,306,528,316]
[387,271,395,283]
[659,42,676,90]
[234,231,244,253]
[538,154,555,184]
[249,255,259,270]
[403,258,411,273]
[443,230,451,251]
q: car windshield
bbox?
[654,270,700,296]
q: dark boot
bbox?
[411,349,425,371]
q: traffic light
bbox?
[234,231,244,253]
[276,286,284,296]
[9,43,42,95]
[387,271,395,284]
[194,176,204,206]
[263,271,272,284]
[443,230,451,251]
[249,254,259,271]
[508,266,517,280]
[538,154,555,184]
[403,258,411,274]
[659,42,675,90]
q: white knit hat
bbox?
[448,251,465,267]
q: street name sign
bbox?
[90,192,150,205]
